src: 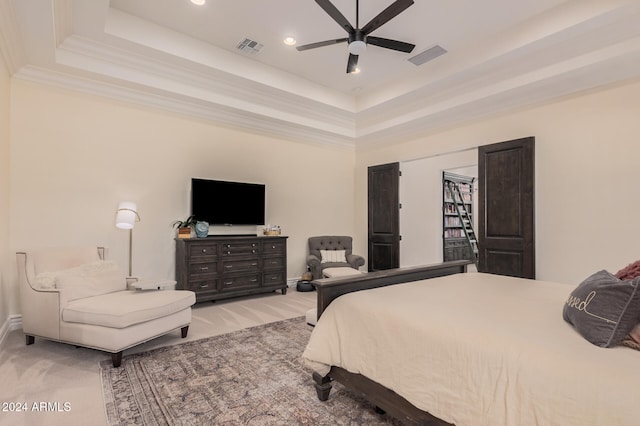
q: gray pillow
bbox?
[563,270,640,347]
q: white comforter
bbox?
[302,272,640,426]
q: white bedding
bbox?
[302,272,640,426]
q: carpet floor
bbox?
[100,316,400,425]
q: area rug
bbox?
[100,317,401,425]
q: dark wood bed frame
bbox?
[311,260,471,426]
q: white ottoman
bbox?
[322,267,364,278]
[306,308,318,326]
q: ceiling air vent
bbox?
[408,45,447,66]
[236,38,264,55]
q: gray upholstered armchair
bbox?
[306,236,365,279]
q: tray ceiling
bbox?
[2,0,640,147]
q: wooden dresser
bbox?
[175,235,288,303]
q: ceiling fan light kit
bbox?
[348,40,366,55]
[297,0,415,73]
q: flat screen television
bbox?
[191,178,266,226]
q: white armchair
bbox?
[17,246,196,367]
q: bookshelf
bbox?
[443,172,476,262]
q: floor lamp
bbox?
[115,201,140,277]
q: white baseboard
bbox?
[0,314,22,349]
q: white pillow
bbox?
[55,260,126,303]
[34,262,99,290]
[34,272,58,289]
[320,249,346,263]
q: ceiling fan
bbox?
[296,0,416,73]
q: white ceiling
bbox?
[2,0,640,148]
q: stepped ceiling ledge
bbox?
[2,0,640,148]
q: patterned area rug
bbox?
[100,317,401,425]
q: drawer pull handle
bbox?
[199,283,209,288]
[251,263,258,266]
[224,281,233,285]
[227,251,231,255]
[201,248,207,253]
[225,265,233,269]
[251,279,257,282]
[272,245,276,249]
[200,266,209,271]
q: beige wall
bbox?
[6,74,640,323]
[0,51,11,330]
[357,78,640,284]
[6,80,357,317]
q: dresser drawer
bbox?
[222,259,260,274]
[262,240,286,256]
[189,244,218,258]
[221,242,260,256]
[189,279,219,294]
[222,274,260,290]
[263,270,285,286]
[263,257,284,270]
[189,261,218,278]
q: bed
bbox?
[302,262,640,425]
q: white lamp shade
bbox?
[115,201,138,229]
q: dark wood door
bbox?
[368,162,400,271]
[478,137,535,278]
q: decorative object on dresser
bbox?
[195,221,209,238]
[172,215,197,239]
[263,224,281,235]
[175,235,288,303]
[442,172,477,264]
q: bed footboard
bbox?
[310,261,469,425]
[312,260,470,320]
[314,367,452,425]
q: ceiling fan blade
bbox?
[346,53,359,74]
[366,36,415,53]
[361,0,414,35]
[296,38,348,51]
[315,0,354,33]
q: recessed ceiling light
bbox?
[190,0,206,5]
[283,36,296,46]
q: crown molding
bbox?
[56,35,357,138]
[14,64,356,149]
[0,0,27,73]
[52,0,73,47]
[7,0,640,150]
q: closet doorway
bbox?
[368,137,535,278]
